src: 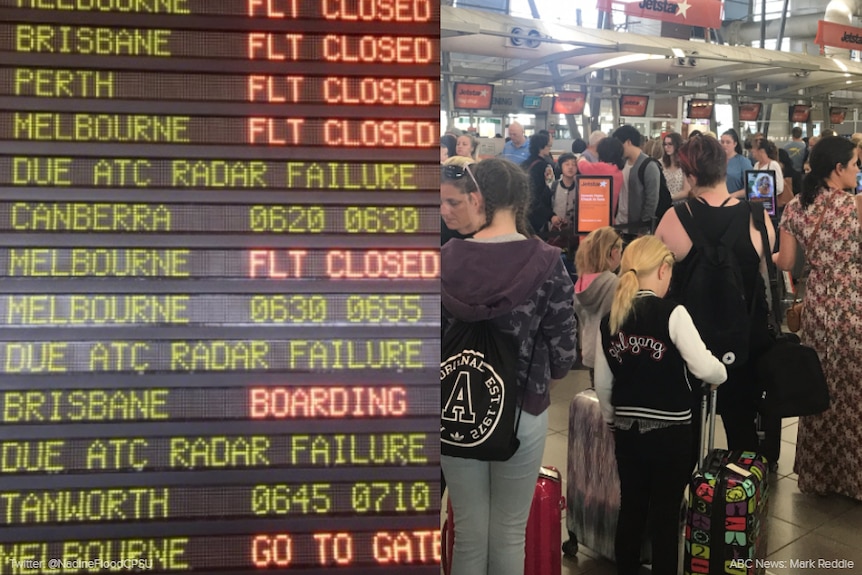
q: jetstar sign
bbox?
[598,0,722,30]
[815,20,862,51]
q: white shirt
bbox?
[754,160,784,195]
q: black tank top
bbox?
[670,198,771,353]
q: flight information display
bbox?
[0,2,439,573]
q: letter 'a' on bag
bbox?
[441,320,522,461]
[756,335,829,419]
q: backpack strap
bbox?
[637,157,648,184]
[675,197,739,250]
[751,203,782,331]
[674,199,710,252]
[637,157,656,186]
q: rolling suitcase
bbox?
[684,387,770,575]
[564,389,619,560]
[442,466,565,575]
[524,466,566,575]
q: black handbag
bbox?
[755,333,829,418]
[754,215,830,419]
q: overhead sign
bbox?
[739,103,762,121]
[789,104,811,123]
[619,95,649,117]
[815,20,862,51]
[830,107,847,124]
[687,99,714,119]
[552,91,586,115]
[622,0,723,30]
[523,95,543,109]
[453,83,494,110]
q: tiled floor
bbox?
[442,366,862,574]
[545,368,862,575]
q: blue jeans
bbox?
[441,409,548,575]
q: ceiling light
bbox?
[587,53,663,69]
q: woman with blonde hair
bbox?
[456,132,479,160]
[595,235,726,575]
[574,227,622,378]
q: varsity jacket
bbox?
[594,291,726,427]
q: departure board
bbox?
[0,2,440,574]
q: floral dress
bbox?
[662,165,685,202]
[780,188,862,499]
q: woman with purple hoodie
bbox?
[441,158,577,575]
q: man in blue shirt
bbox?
[782,127,806,173]
[501,121,530,164]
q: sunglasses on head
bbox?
[442,164,481,192]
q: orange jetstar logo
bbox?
[815,20,862,51]
[623,0,722,29]
[453,83,493,110]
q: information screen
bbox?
[0,2,439,573]
[576,175,613,233]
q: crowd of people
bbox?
[440,123,862,575]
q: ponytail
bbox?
[608,236,675,334]
[609,269,641,334]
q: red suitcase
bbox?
[525,466,566,575]
[442,466,565,575]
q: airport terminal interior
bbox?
[441,0,862,573]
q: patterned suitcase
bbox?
[684,388,770,575]
[442,466,565,575]
[565,389,620,560]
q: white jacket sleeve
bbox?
[593,328,615,425]
[668,306,728,385]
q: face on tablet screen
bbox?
[745,170,776,215]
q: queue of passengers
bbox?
[440,124,862,575]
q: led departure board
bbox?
[0,2,439,573]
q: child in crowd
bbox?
[573,227,622,380]
[594,235,727,575]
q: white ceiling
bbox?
[442,5,862,111]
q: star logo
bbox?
[480,89,488,97]
[600,180,608,187]
[676,0,691,18]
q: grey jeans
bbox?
[441,409,548,575]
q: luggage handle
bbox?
[698,385,718,469]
